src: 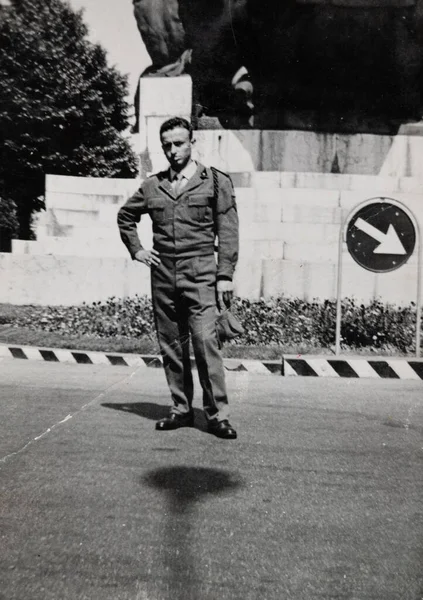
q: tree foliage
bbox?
[0,0,138,239]
[0,196,18,233]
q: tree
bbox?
[0,195,18,251]
[0,0,138,240]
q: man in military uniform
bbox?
[117,117,239,439]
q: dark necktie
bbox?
[173,173,184,197]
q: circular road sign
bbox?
[346,199,416,273]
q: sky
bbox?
[68,0,151,101]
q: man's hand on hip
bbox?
[217,280,234,309]
[134,249,161,268]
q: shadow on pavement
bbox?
[142,466,244,600]
[101,402,208,432]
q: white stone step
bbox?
[0,254,151,306]
[233,258,420,304]
[233,172,423,194]
[12,238,128,257]
[282,242,339,262]
[280,204,343,225]
[239,221,341,244]
[339,190,423,222]
[46,174,140,196]
[48,208,99,226]
[46,193,127,211]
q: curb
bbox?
[283,356,423,380]
[0,345,281,375]
[1,345,422,380]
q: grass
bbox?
[0,326,160,354]
[0,325,289,359]
[0,323,409,359]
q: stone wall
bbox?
[232,173,422,304]
[2,170,422,306]
[12,174,152,258]
[0,254,151,305]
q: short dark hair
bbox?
[160,117,193,140]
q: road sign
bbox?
[346,199,416,273]
[336,197,421,358]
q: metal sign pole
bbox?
[335,220,344,356]
[343,197,420,359]
[415,220,422,358]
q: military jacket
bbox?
[117,163,239,280]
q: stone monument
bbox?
[2,1,423,307]
[130,0,423,311]
[134,0,423,132]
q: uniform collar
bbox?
[156,162,209,200]
[169,160,197,182]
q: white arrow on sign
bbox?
[355,218,406,255]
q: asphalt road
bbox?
[1,360,422,600]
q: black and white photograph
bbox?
[1,1,423,598]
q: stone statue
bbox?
[133,0,254,127]
[134,0,423,132]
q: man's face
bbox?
[160,127,192,172]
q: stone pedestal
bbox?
[138,75,192,176]
[193,124,423,177]
[136,75,423,178]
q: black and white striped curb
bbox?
[283,356,423,380]
[1,345,422,379]
[0,345,280,375]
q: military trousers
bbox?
[151,254,230,423]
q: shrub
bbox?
[232,296,420,353]
[10,296,155,339]
[6,295,422,354]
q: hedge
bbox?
[4,295,421,354]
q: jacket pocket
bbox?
[188,196,212,222]
[148,198,166,224]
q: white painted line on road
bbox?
[33,414,73,440]
[306,358,340,377]
[0,368,141,466]
[346,360,380,378]
[1,413,74,465]
[386,360,421,381]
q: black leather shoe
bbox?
[207,420,237,439]
[155,412,194,431]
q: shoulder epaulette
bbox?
[211,167,235,196]
[210,166,232,179]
